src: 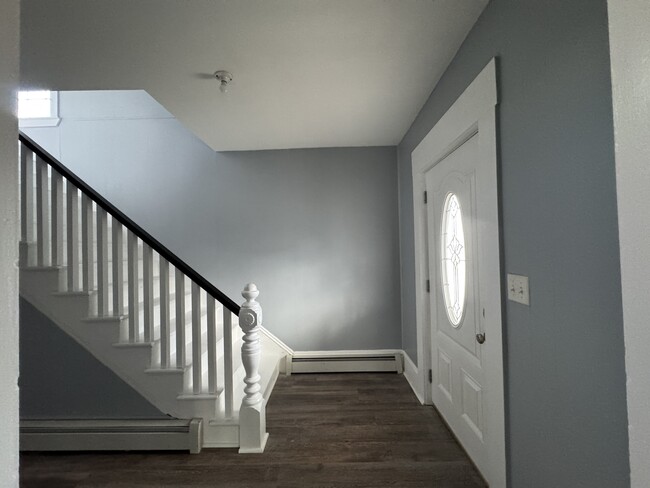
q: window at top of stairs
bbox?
[18,90,60,128]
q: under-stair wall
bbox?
[20,298,167,420]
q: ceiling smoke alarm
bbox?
[214,70,233,93]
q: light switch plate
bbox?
[507,273,530,305]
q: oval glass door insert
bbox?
[440,192,467,327]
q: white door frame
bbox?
[411,58,505,485]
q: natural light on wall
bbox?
[18,90,60,127]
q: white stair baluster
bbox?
[223,307,233,419]
[238,283,268,453]
[20,146,35,267]
[159,257,170,368]
[96,207,109,316]
[143,245,154,343]
[191,282,202,394]
[35,158,50,267]
[66,182,80,291]
[207,295,217,395]
[81,195,94,293]
[50,171,64,266]
[127,232,140,342]
[111,219,124,315]
[175,269,186,368]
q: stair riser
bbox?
[20,266,65,296]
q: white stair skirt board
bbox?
[20,419,203,454]
[259,326,294,375]
[291,350,404,374]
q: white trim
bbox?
[402,352,424,404]
[61,115,175,121]
[411,58,505,487]
[608,2,650,486]
[258,326,294,356]
[291,349,403,373]
[258,326,293,374]
[202,421,240,449]
[19,117,61,128]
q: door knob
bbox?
[476,333,486,344]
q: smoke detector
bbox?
[214,70,233,93]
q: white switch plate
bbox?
[507,273,530,305]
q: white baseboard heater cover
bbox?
[20,418,202,453]
[291,352,404,374]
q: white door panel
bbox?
[426,133,491,476]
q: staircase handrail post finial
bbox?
[238,283,269,453]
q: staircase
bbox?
[18,133,292,453]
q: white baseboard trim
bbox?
[20,418,202,453]
[203,421,239,449]
[402,352,425,404]
[291,350,403,373]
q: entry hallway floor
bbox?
[20,373,486,487]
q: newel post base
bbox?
[238,283,269,454]
[239,400,269,454]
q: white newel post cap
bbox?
[242,282,259,301]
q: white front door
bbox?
[425,132,504,485]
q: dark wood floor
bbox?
[20,373,486,487]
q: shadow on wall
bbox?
[19,298,167,419]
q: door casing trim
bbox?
[410,58,505,487]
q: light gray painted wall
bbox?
[25,91,401,352]
[20,299,167,419]
[608,1,650,486]
[398,0,629,486]
[209,147,400,350]
[0,0,20,484]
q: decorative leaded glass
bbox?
[441,193,467,326]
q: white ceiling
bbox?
[21,0,487,151]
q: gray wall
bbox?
[20,299,167,419]
[26,91,402,351]
[0,0,19,484]
[398,0,629,486]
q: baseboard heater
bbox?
[20,418,202,453]
[291,351,404,374]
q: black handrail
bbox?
[19,132,241,315]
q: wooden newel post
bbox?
[238,283,269,453]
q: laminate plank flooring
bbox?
[20,373,487,487]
